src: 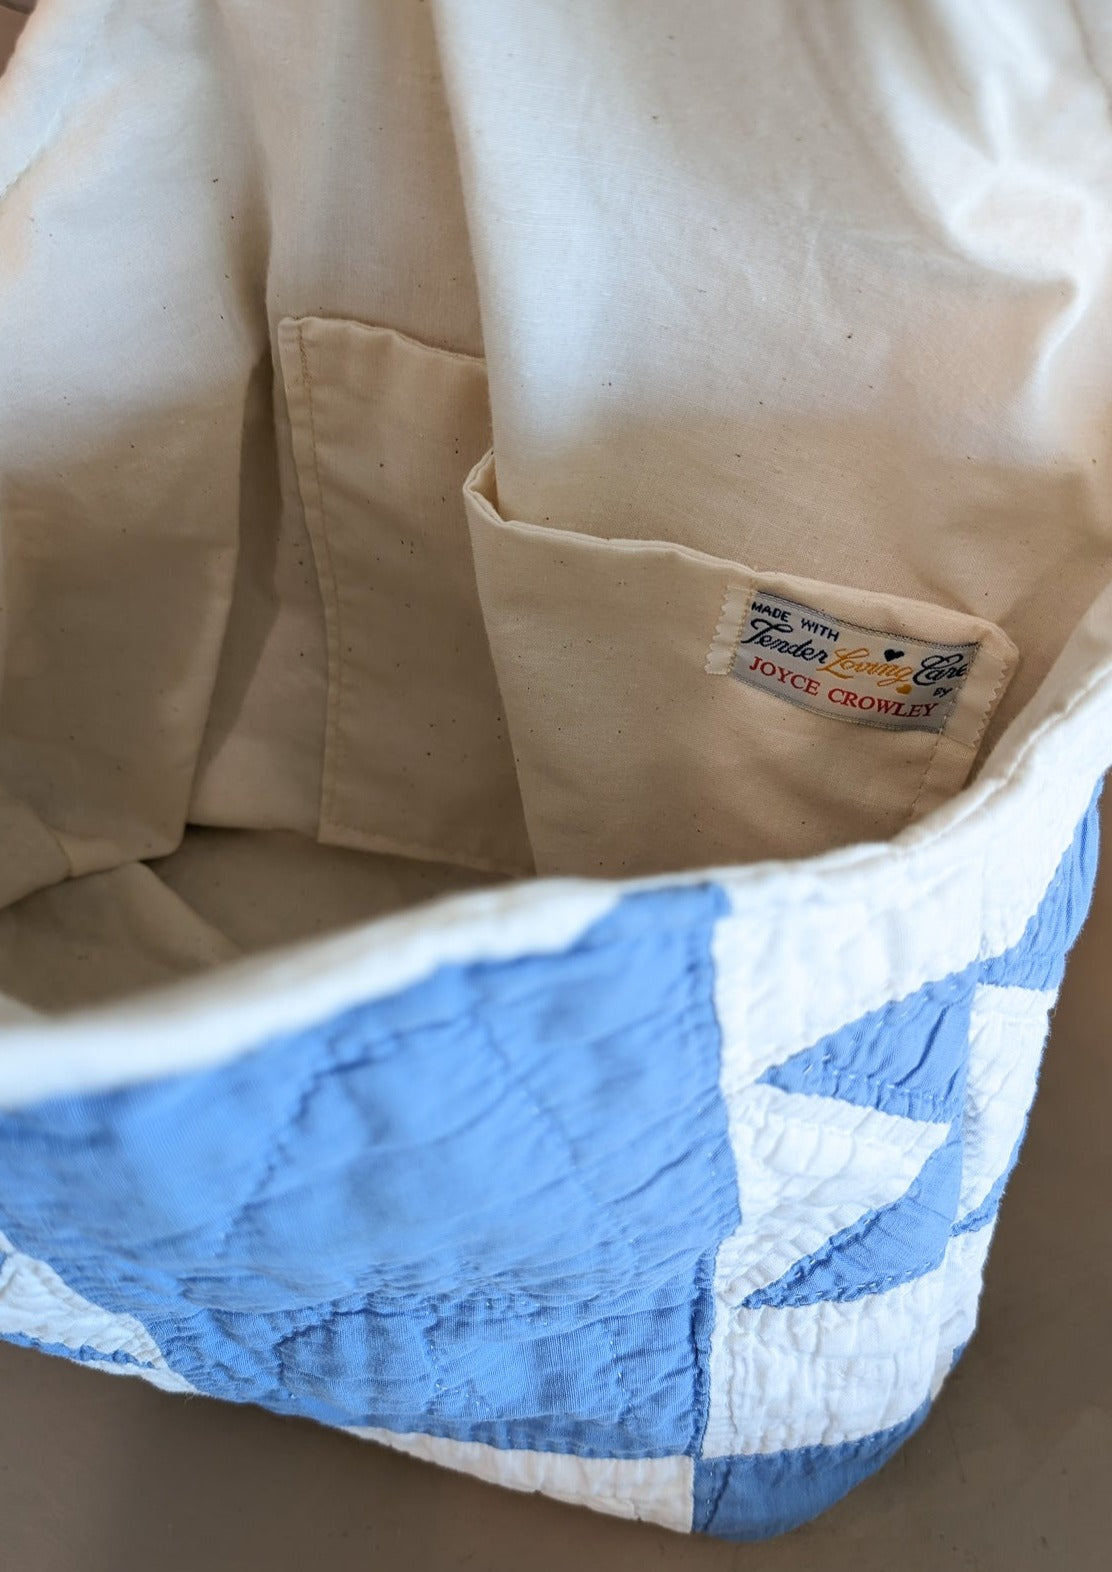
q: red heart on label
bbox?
[884,648,905,661]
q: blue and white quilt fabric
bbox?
[0,771,1102,1541]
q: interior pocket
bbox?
[278,317,532,876]
[463,451,1018,877]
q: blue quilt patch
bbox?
[0,884,737,1457]
[693,1400,931,1539]
[761,971,974,1123]
[742,1125,964,1309]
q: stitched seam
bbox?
[687,1246,720,1460]
[961,639,1013,758]
[209,1037,346,1261]
[295,315,486,367]
[340,1302,504,1423]
[318,821,532,879]
[476,1018,642,1276]
[746,1253,950,1308]
[475,1018,637,1435]
[783,1062,957,1120]
[422,1306,452,1422]
[699,1460,732,1530]
[705,578,757,673]
[906,722,947,822]
[465,915,720,1449]
[295,323,345,835]
[689,888,739,1465]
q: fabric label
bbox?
[722,590,977,734]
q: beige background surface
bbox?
[0,793,1108,1570]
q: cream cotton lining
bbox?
[1,0,1112,1012]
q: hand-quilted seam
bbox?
[784,1060,960,1120]
[698,1460,733,1529]
[474,1014,637,1436]
[209,1035,350,1264]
